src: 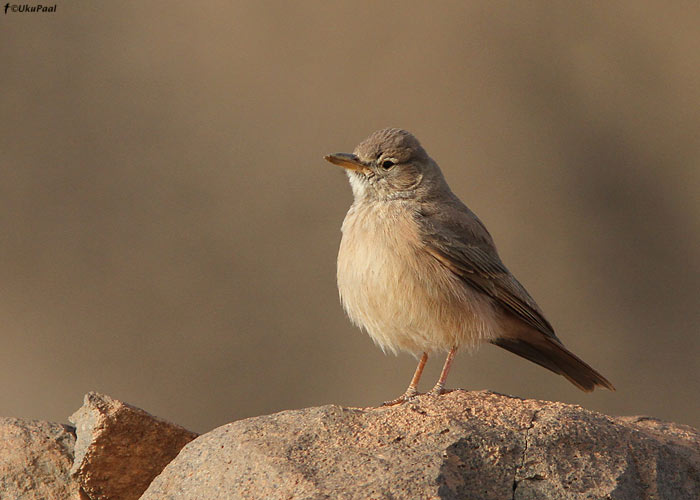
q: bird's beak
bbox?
[324,153,371,174]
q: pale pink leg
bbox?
[427,346,456,396]
[382,352,428,406]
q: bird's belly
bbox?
[337,203,499,355]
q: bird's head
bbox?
[324,128,446,202]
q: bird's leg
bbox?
[382,352,428,406]
[427,346,457,396]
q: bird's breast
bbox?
[337,201,499,354]
[338,202,423,310]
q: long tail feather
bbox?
[491,330,615,392]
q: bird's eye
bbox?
[381,159,395,170]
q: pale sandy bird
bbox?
[325,128,614,404]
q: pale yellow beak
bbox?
[324,153,371,174]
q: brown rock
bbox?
[0,417,82,500]
[69,392,197,500]
[141,390,700,500]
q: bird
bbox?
[324,128,614,405]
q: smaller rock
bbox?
[0,417,81,500]
[69,392,197,500]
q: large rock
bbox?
[0,417,82,500]
[69,392,198,500]
[142,390,700,500]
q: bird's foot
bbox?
[426,384,448,397]
[382,387,420,406]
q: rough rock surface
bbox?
[0,417,82,500]
[142,390,700,500]
[69,392,198,500]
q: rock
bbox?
[69,392,198,500]
[0,417,82,500]
[142,390,700,500]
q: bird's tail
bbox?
[491,326,615,392]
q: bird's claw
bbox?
[426,385,448,397]
[381,388,421,406]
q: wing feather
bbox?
[417,204,557,339]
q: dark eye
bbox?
[381,159,395,170]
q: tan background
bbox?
[1,2,698,433]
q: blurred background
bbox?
[1,2,698,433]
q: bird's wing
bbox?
[417,203,558,339]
